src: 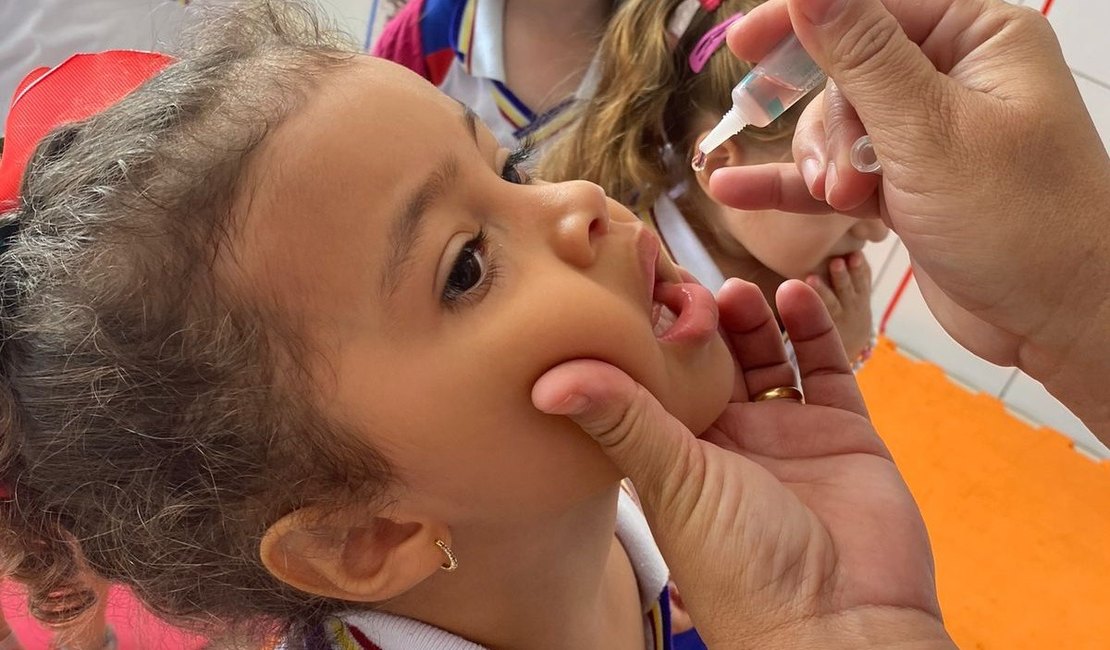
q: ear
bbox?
[692,130,745,197]
[260,506,452,603]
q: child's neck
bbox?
[502,0,612,113]
[380,485,645,649]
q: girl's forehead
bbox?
[248,56,465,212]
[269,56,461,158]
[226,57,474,318]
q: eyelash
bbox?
[441,229,501,309]
[440,143,534,309]
[500,141,536,184]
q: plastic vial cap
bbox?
[698,107,748,157]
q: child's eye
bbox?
[500,142,535,185]
[501,163,531,185]
[442,230,495,306]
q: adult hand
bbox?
[533,279,953,649]
[709,0,1110,437]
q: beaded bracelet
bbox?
[852,330,878,372]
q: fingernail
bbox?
[831,258,846,272]
[543,393,591,416]
[801,158,822,196]
[849,252,863,268]
[825,162,839,199]
[799,0,848,25]
[806,274,820,287]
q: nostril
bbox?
[588,217,605,239]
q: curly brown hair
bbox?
[0,1,393,643]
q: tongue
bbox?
[651,280,719,344]
[652,302,679,338]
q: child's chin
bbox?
[688,393,731,439]
[679,336,736,436]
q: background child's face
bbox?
[715,202,889,281]
[694,123,889,280]
[232,58,733,524]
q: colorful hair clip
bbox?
[689,11,745,73]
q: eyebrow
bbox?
[380,106,481,299]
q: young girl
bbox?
[372,0,617,149]
[541,0,889,365]
[0,1,734,648]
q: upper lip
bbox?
[635,225,685,312]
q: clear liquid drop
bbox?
[691,151,708,173]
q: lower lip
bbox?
[652,281,719,344]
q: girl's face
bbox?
[695,125,889,281]
[713,202,889,281]
[234,58,733,526]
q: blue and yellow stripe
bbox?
[455,0,479,73]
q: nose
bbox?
[546,181,611,268]
[849,218,890,243]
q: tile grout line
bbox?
[1073,69,1110,92]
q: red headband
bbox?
[0,51,174,213]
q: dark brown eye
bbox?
[501,163,530,185]
[442,236,487,303]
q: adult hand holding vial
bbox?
[711,0,1110,437]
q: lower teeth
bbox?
[653,304,678,337]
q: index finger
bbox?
[708,163,881,218]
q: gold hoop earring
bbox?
[435,539,458,572]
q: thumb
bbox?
[532,359,704,507]
[788,0,949,152]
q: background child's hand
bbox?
[806,252,872,362]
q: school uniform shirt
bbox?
[289,490,688,650]
[372,0,603,150]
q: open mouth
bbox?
[638,228,719,344]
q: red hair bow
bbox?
[0,51,174,212]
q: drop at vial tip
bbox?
[691,151,708,173]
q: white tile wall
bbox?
[1047,0,1110,84]
[1075,74,1110,149]
[314,0,380,48]
[1001,373,1109,458]
[880,273,1017,397]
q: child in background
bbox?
[373,0,616,149]
[0,2,735,648]
[542,0,889,365]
